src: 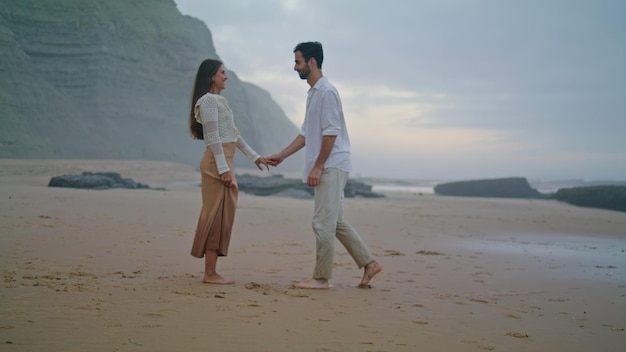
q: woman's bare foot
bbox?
[293,278,330,289]
[358,260,383,287]
[203,273,235,285]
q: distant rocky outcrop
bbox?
[555,186,626,212]
[237,174,384,199]
[0,0,302,171]
[48,172,153,190]
[434,177,541,198]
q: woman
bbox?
[189,58,270,284]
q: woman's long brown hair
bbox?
[189,59,223,139]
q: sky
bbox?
[173,0,626,181]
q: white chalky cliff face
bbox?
[0,0,302,171]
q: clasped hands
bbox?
[258,155,322,188]
[254,155,280,171]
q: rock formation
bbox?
[434,177,541,198]
[237,174,384,198]
[0,0,302,171]
[48,172,152,190]
[555,185,626,212]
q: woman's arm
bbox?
[235,135,269,171]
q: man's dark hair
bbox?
[294,42,323,69]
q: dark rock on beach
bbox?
[434,177,626,212]
[555,185,626,212]
[237,174,384,199]
[434,177,541,198]
[237,174,311,197]
[345,178,385,198]
[48,172,151,190]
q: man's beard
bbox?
[298,66,310,80]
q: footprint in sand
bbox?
[469,298,491,304]
[506,332,530,338]
[141,313,163,318]
[216,305,232,311]
[244,282,310,298]
[245,282,275,295]
[546,297,569,302]
[380,249,404,256]
[416,250,445,255]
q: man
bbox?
[269,42,383,289]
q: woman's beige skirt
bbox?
[190,143,238,258]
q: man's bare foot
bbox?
[358,260,383,287]
[293,278,330,289]
[203,273,235,285]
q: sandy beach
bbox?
[1,159,625,352]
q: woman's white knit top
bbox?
[194,93,260,174]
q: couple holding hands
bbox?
[189,42,382,289]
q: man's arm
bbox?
[268,134,305,166]
[307,135,336,187]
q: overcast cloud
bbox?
[174,0,626,181]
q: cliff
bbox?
[0,0,302,171]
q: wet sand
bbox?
[1,159,625,351]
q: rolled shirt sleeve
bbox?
[320,90,342,136]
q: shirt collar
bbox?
[308,76,327,93]
[313,76,327,90]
